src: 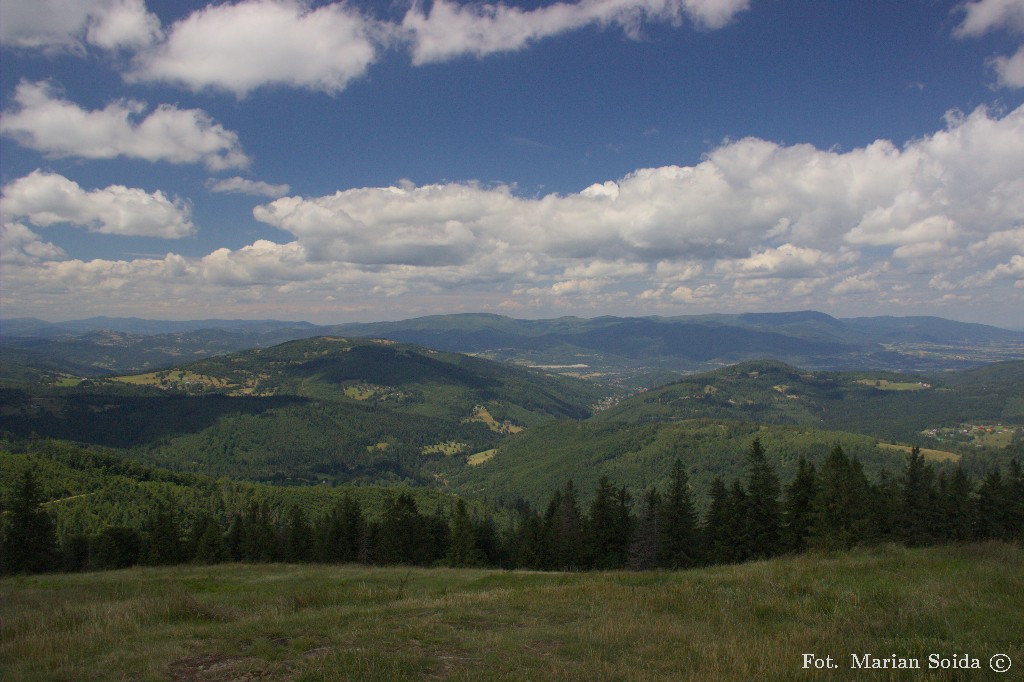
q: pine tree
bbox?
[1,468,58,574]
[376,493,432,565]
[656,460,699,568]
[744,438,782,559]
[93,526,143,569]
[782,456,817,553]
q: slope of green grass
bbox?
[2,544,1021,680]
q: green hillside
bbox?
[441,419,919,510]
[0,337,603,485]
[596,359,1024,443]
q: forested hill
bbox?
[596,359,1024,442]
[5,311,1022,381]
[0,337,603,485]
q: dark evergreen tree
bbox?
[191,513,227,564]
[1,468,58,574]
[283,504,313,563]
[744,438,782,559]
[144,502,183,566]
[60,533,92,572]
[656,460,699,568]
[317,495,362,563]
[240,500,277,562]
[627,488,660,570]
[809,445,872,550]
[376,493,432,565]
[586,476,632,569]
[702,477,731,565]
[93,526,143,569]
[973,469,1011,540]
[937,467,974,542]
[447,498,484,567]
[1007,459,1024,542]
[542,481,585,570]
[899,447,937,546]
[782,456,817,553]
[512,505,545,570]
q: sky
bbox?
[1,0,1023,326]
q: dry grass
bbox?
[878,442,961,462]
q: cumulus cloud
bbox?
[955,0,1024,38]
[0,80,249,170]
[4,103,1023,321]
[990,45,1024,87]
[207,177,291,198]
[0,0,160,52]
[0,222,67,264]
[956,0,1024,88]
[1,170,194,238]
[128,0,379,96]
[402,0,750,65]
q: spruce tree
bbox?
[1,468,58,574]
[899,447,937,546]
[744,438,782,559]
[543,481,585,570]
[587,476,632,569]
[782,456,817,553]
[191,513,227,564]
[283,504,313,563]
[628,488,660,570]
[144,502,183,566]
[447,498,484,567]
[656,460,699,568]
[702,477,731,565]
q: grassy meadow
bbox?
[2,543,1022,681]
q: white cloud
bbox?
[990,45,1024,87]
[208,177,291,199]
[955,0,1024,38]
[1,170,194,238]
[0,80,249,170]
[0,222,67,264]
[956,0,1024,88]
[402,0,749,65]
[0,0,160,52]
[4,102,1024,322]
[128,0,379,96]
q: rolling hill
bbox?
[0,336,603,485]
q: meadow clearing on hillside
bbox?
[2,543,1021,681]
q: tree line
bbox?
[2,439,1022,575]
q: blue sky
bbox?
[2,0,1023,325]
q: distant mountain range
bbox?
[3,311,1023,381]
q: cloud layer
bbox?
[3,0,751,96]
[4,104,1022,320]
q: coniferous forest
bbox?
[3,438,1021,576]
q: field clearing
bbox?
[878,442,961,462]
[423,441,468,456]
[2,544,1021,681]
[854,379,931,391]
[467,449,497,465]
